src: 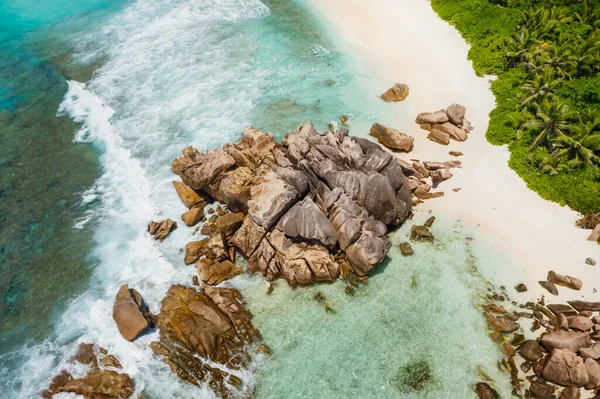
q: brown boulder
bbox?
[585,257,596,266]
[231,215,267,259]
[474,382,500,399]
[515,283,528,293]
[529,379,556,399]
[585,357,600,389]
[540,330,592,353]
[423,161,461,170]
[184,234,228,265]
[427,129,450,145]
[539,280,559,296]
[587,225,600,242]
[153,285,254,362]
[432,123,468,142]
[112,284,153,341]
[43,344,133,399]
[147,219,177,241]
[580,343,600,360]
[380,83,410,102]
[520,340,543,362]
[548,271,582,291]
[216,166,254,211]
[568,301,600,312]
[369,123,414,152]
[216,212,245,237]
[151,285,259,395]
[248,229,339,285]
[411,225,434,243]
[196,258,243,285]
[400,242,413,256]
[172,181,205,209]
[570,316,593,332]
[172,148,236,191]
[430,169,453,184]
[58,370,133,399]
[181,206,204,227]
[560,386,580,399]
[485,312,520,333]
[542,348,589,387]
[416,110,449,125]
[446,103,466,125]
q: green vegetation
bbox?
[431,0,600,214]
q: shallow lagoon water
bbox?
[1,0,519,397]
[242,212,514,398]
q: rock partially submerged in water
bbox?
[112,284,154,341]
[151,285,259,397]
[147,218,177,240]
[380,83,410,102]
[43,343,133,399]
[410,225,434,243]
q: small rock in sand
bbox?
[539,280,559,296]
[410,225,434,243]
[548,270,582,291]
[586,257,596,266]
[380,83,410,102]
[400,242,413,256]
[515,283,528,293]
[424,216,435,228]
[449,151,463,157]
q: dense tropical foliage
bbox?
[431,0,600,214]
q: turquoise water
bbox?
[0,0,513,397]
[0,0,128,351]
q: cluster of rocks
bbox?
[172,123,413,285]
[477,278,600,399]
[539,271,583,296]
[143,123,415,395]
[416,103,473,145]
[396,158,462,202]
[45,122,419,399]
[43,343,134,399]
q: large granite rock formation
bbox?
[174,123,412,284]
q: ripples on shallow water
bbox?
[1,0,516,397]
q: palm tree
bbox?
[575,0,600,28]
[554,116,600,167]
[526,99,577,147]
[542,42,576,79]
[506,29,538,67]
[552,132,600,167]
[521,68,561,108]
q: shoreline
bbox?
[307,0,598,301]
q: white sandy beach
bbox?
[308,0,599,301]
